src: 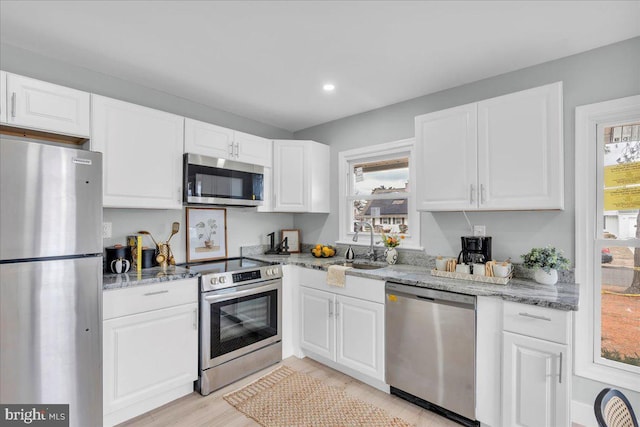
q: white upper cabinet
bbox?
[415,82,564,211]
[272,140,330,213]
[5,73,90,137]
[235,130,272,166]
[92,95,184,209]
[415,103,478,211]
[0,71,6,123]
[184,118,272,167]
[477,83,563,210]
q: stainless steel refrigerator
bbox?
[0,138,103,426]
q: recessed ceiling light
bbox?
[323,83,335,92]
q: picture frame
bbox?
[186,207,228,263]
[281,229,300,253]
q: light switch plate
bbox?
[473,225,486,236]
[103,222,112,239]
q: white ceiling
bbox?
[1,1,639,132]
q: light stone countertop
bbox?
[103,266,198,291]
[248,253,579,311]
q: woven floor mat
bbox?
[223,365,412,426]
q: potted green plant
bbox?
[521,246,570,285]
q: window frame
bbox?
[575,95,640,392]
[337,138,421,249]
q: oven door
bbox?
[201,279,281,369]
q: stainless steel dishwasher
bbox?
[385,282,477,426]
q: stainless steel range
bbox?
[188,258,282,396]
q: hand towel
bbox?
[327,265,351,287]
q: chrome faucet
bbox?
[353,221,376,261]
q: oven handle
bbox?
[203,280,281,303]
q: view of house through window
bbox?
[350,157,409,235]
[599,121,640,370]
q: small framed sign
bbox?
[186,207,228,262]
[281,229,300,253]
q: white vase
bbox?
[534,268,558,285]
[384,247,398,265]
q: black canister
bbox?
[105,245,131,273]
[141,247,157,269]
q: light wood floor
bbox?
[119,356,461,427]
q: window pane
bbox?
[600,245,640,368]
[350,198,409,234]
[352,157,409,196]
[600,121,640,369]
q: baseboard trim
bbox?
[572,399,596,427]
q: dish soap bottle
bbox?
[345,246,355,261]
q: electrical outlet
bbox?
[473,225,486,236]
[102,222,112,239]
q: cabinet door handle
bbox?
[193,308,198,330]
[144,290,169,296]
[470,184,475,204]
[328,299,333,317]
[11,92,16,118]
[518,312,552,322]
[480,184,486,204]
[234,142,239,158]
[229,143,234,157]
[558,352,563,384]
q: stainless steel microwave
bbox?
[183,153,264,206]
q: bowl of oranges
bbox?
[311,244,336,258]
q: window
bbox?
[338,139,420,248]
[575,95,640,392]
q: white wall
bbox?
[293,36,640,415]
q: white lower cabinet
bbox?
[298,270,386,390]
[501,301,571,427]
[103,279,198,427]
[502,332,568,427]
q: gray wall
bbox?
[293,37,640,416]
[294,37,640,263]
[0,43,295,264]
[0,43,294,139]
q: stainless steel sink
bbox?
[336,262,385,270]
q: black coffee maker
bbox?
[458,236,492,264]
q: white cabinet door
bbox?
[235,131,272,167]
[103,303,198,415]
[502,331,569,427]
[335,294,384,381]
[272,140,329,213]
[0,71,7,123]
[92,95,184,209]
[184,118,234,159]
[415,103,478,211]
[6,73,90,137]
[477,82,563,210]
[273,140,308,212]
[300,286,334,360]
[184,119,272,167]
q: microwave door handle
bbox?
[203,281,279,303]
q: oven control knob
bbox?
[266,268,273,276]
[210,277,218,285]
[219,276,227,284]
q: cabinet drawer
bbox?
[503,301,570,344]
[103,278,198,320]
[298,267,384,303]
